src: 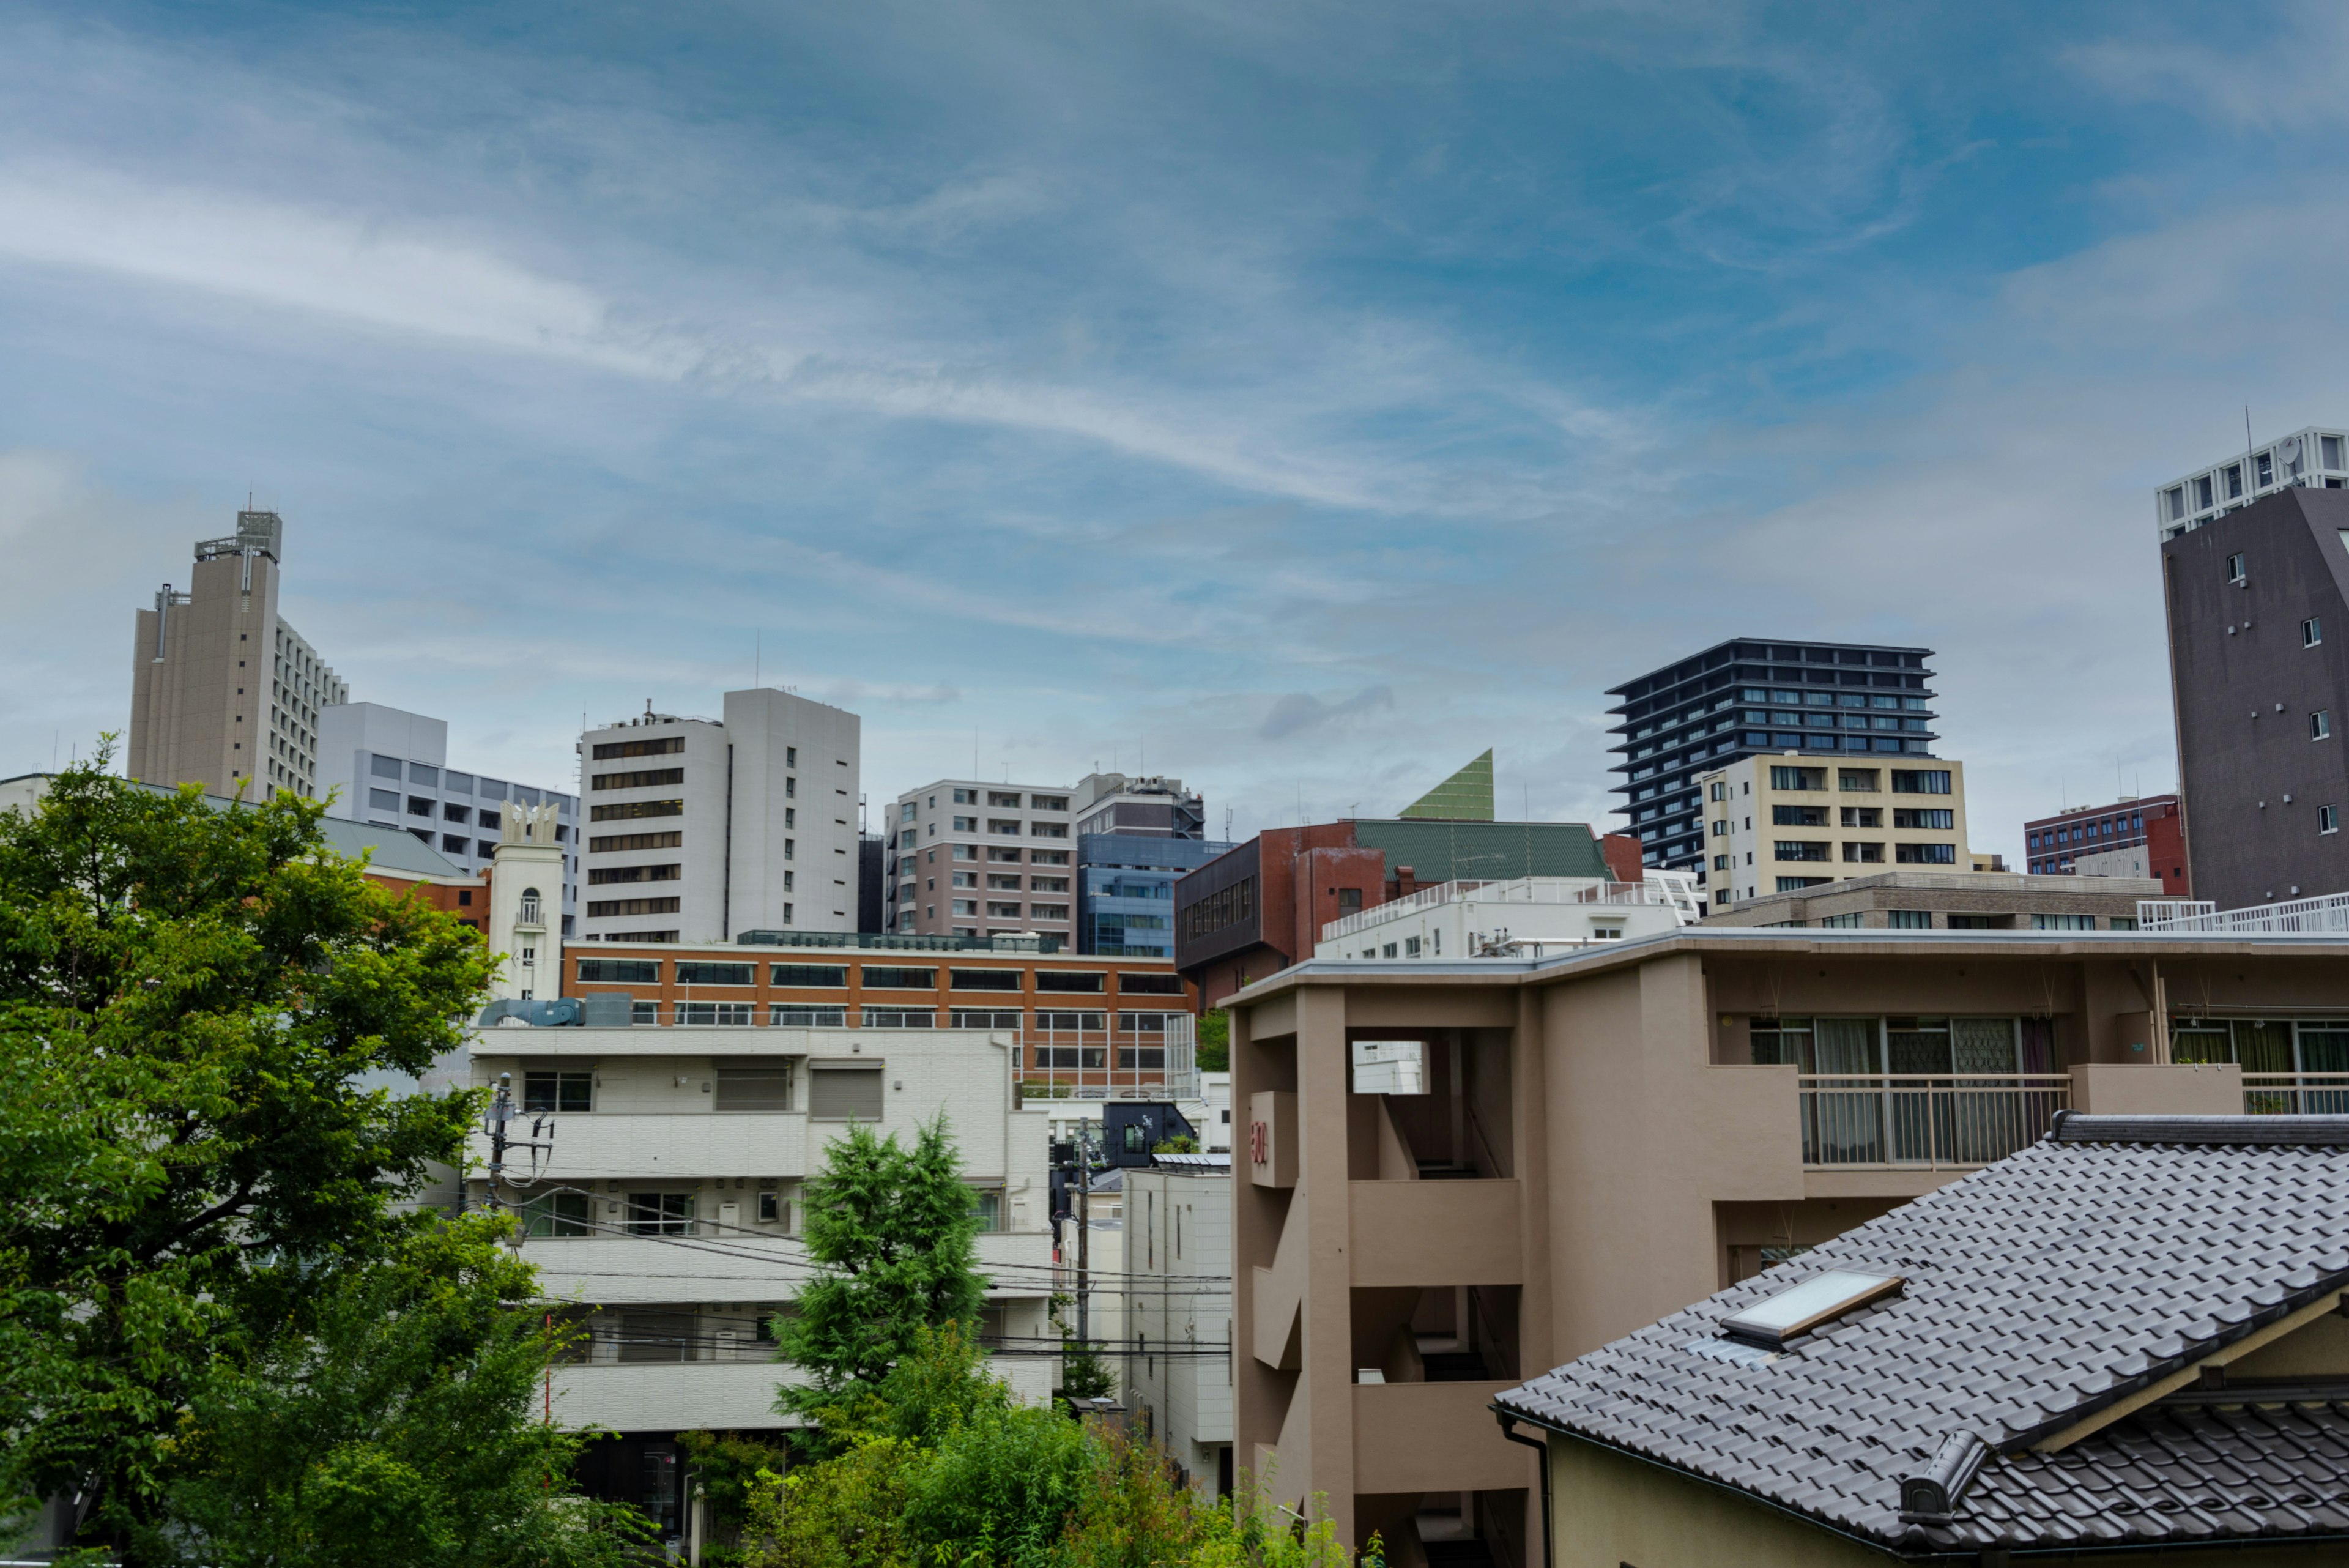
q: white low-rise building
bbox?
[1312,874,1687,961]
[1119,1157,1233,1498]
[464,1014,1058,1547]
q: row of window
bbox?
[2030,813,2145,850]
[897,818,1071,848]
[574,957,1181,994]
[1756,767,1950,795]
[1766,842,1956,864]
[1181,877,1256,940]
[592,767,686,790]
[1750,806,1952,830]
[368,753,563,808]
[902,788,1071,819]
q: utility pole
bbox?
[479,1071,557,1223]
[1075,1121,1094,1347]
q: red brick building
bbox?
[2023,793,2189,896]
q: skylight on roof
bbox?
[1721,1269,1902,1348]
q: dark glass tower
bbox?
[1606,640,1940,881]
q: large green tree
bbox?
[773,1113,990,1424]
[0,754,604,1561]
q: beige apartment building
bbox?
[1226,926,2349,1566]
[128,509,348,798]
[1702,753,1970,913]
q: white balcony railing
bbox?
[2243,1074,2349,1114]
[1798,1074,2069,1169]
[2140,893,2349,935]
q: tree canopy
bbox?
[0,754,625,1563]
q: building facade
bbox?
[1223,925,2349,1559]
[2024,792,2187,892]
[318,701,581,934]
[1313,875,1687,960]
[1606,641,1939,893]
[466,1013,1058,1550]
[1070,771,1205,839]
[2159,485,2349,910]
[1118,1159,1234,1499]
[1700,753,1972,912]
[883,779,1078,944]
[1175,819,1643,1011]
[128,509,349,799]
[2154,423,2349,541]
[1077,833,1235,957]
[578,689,861,944]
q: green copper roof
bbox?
[1352,819,1607,882]
[1400,749,1494,821]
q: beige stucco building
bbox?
[1702,753,1970,913]
[1225,926,2349,1565]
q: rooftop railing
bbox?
[2243,1073,2349,1114]
[2139,893,2349,935]
[1319,877,1668,943]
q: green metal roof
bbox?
[1351,819,1607,881]
[1399,749,1495,820]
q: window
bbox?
[1030,903,1071,920]
[1890,770,1951,795]
[409,762,438,786]
[1031,822,1069,839]
[2227,552,2247,582]
[2307,617,2325,647]
[1888,909,1932,929]
[952,899,978,916]
[899,801,916,823]
[1772,804,1828,826]
[1713,854,1731,870]
[757,1191,782,1224]
[2324,804,2341,835]
[1895,843,1958,864]
[1038,971,1106,993]
[592,767,685,790]
[1775,841,1831,862]
[1841,806,1881,828]
[714,1065,793,1110]
[1031,794,1068,811]
[2109,917,2139,931]
[371,754,402,780]
[950,968,1020,990]
[1776,876,1829,891]
[593,736,684,760]
[1337,887,1363,912]
[523,1071,593,1112]
[859,1008,933,1028]
[590,830,682,852]
[586,897,680,917]
[1892,808,1954,830]
[769,1005,847,1026]
[1712,820,1729,836]
[1709,781,1728,801]
[1119,972,1184,995]
[1720,1269,1903,1350]
[771,964,848,987]
[675,962,754,986]
[969,1189,1004,1232]
[1770,767,1826,791]
[2315,712,2333,741]
[861,966,937,989]
[953,816,977,832]
[441,833,468,854]
[1036,1011,1107,1031]
[588,863,681,885]
[626,1192,694,1236]
[406,795,432,817]
[675,1001,753,1025]
[952,1008,1023,1028]
[809,1067,887,1120]
[522,1192,591,1238]
[2227,465,2244,500]
[368,787,399,811]
[1819,913,1863,928]
[591,799,684,822]
[577,958,661,984]
[2197,474,2214,510]
[1841,842,1883,863]
[2031,913,2096,931]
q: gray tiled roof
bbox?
[1496,1115,2349,1554]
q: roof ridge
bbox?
[2052,1112,2349,1146]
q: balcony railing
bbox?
[2140,893,2349,935]
[1321,876,1672,944]
[2243,1074,2349,1114]
[1798,1074,2069,1169]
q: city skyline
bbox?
[6,2,2342,861]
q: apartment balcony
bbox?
[1351,1380,1531,1494]
[518,1228,1055,1307]
[1797,1074,2069,1171]
[1348,1181,1522,1287]
[552,1358,799,1433]
[2244,1074,2349,1113]
[477,1113,812,1182]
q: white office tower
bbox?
[580,689,861,944]
[317,701,580,934]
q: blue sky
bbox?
[4,1,2346,858]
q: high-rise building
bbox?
[128,509,349,798]
[884,779,1080,944]
[1077,833,1234,957]
[577,689,861,944]
[2154,425,2349,541]
[2023,793,2187,893]
[317,702,581,934]
[1699,752,1972,911]
[2159,483,2349,908]
[1606,640,1940,897]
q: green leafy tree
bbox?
[1195,1009,1230,1072]
[772,1113,990,1425]
[0,753,604,1561]
[152,1219,645,1568]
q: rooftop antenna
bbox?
[754,630,761,689]
[2246,406,2257,492]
